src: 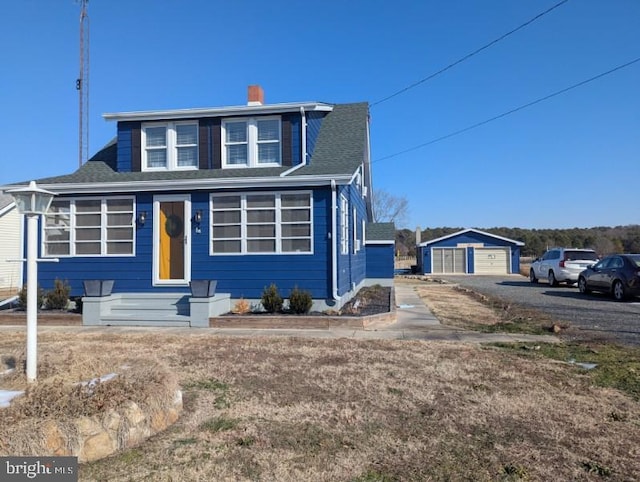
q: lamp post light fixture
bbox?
[6,181,56,382]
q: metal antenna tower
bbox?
[77,0,90,167]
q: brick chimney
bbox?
[247,85,264,106]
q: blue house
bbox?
[4,86,394,325]
[417,228,524,275]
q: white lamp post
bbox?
[6,181,56,382]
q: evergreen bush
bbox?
[45,278,71,310]
[288,286,313,314]
[17,284,45,310]
[261,284,283,313]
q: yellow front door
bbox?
[159,201,185,280]
[154,195,190,285]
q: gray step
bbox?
[98,314,191,327]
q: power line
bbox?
[371,0,570,107]
[372,56,640,164]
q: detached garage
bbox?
[417,229,524,275]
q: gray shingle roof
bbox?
[367,222,396,242]
[0,194,14,211]
[291,103,369,176]
[27,102,369,187]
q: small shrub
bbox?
[232,297,251,314]
[261,283,283,313]
[45,278,71,310]
[17,284,44,310]
[288,286,313,314]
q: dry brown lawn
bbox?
[413,283,502,327]
[1,330,640,481]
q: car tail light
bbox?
[559,259,565,268]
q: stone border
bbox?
[42,389,183,463]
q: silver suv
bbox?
[530,248,599,286]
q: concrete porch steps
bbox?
[82,292,231,327]
[98,315,191,327]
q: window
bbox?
[222,117,281,167]
[142,122,198,170]
[340,195,349,255]
[43,197,135,257]
[210,192,311,254]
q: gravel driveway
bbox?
[443,275,640,346]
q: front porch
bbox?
[82,292,231,327]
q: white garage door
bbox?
[474,248,510,274]
[432,248,466,274]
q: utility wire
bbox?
[372,56,640,164]
[371,0,570,107]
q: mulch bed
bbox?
[0,311,82,326]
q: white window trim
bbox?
[142,121,199,171]
[221,116,282,168]
[209,191,313,255]
[352,207,358,253]
[340,195,349,255]
[42,196,136,258]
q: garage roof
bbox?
[418,228,525,247]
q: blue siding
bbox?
[116,122,133,172]
[366,244,394,278]
[306,112,326,160]
[38,188,334,301]
[467,247,475,273]
[290,115,302,165]
[335,183,368,296]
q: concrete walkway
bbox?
[0,283,559,344]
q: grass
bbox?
[200,416,238,433]
[1,331,639,480]
[410,280,554,335]
[492,341,640,401]
[1,279,639,480]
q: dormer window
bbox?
[222,117,281,168]
[142,122,198,171]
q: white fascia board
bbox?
[365,240,395,245]
[418,228,525,247]
[34,174,353,195]
[349,166,362,184]
[0,202,15,217]
[103,102,334,122]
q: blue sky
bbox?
[1,0,638,230]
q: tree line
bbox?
[396,225,640,258]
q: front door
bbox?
[153,195,191,285]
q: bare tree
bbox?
[372,189,409,227]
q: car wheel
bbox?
[530,269,538,284]
[548,270,558,287]
[578,276,590,294]
[613,280,626,301]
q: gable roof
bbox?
[7,102,369,195]
[419,228,525,247]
